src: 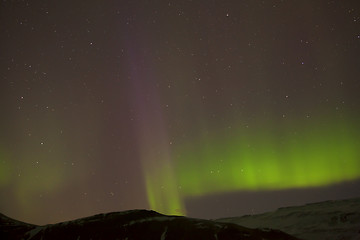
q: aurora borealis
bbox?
[1,0,360,225]
[157,116,360,215]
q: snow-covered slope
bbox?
[217,198,360,240]
[0,210,298,240]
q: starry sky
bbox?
[1,0,360,225]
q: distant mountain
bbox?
[217,198,360,240]
[0,209,298,240]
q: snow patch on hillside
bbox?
[217,198,360,240]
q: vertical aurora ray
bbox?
[126,39,186,215]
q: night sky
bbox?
[1,0,360,225]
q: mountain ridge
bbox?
[2,198,359,239]
[0,209,298,240]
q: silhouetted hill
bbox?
[0,213,36,239]
[0,210,298,240]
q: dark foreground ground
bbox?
[1,209,299,240]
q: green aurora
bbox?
[145,116,360,216]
